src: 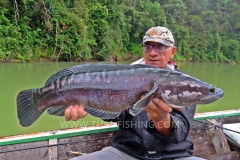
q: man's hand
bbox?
[145,97,183,135]
[145,98,172,122]
[64,105,87,121]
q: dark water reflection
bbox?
[0,62,239,137]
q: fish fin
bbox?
[169,104,185,109]
[45,63,158,85]
[47,106,66,116]
[129,82,159,116]
[45,64,113,85]
[45,66,82,85]
[17,89,43,127]
[85,106,120,119]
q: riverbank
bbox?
[0,57,238,64]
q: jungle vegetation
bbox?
[0,0,239,63]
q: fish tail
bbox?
[17,89,43,127]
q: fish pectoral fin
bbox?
[129,82,159,116]
[47,106,66,116]
[85,106,120,119]
[129,108,145,116]
[170,104,186,109]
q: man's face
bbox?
[143,41,176,69]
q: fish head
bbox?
[157,72,224,108]
[198,85,224,104]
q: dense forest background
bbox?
[0,0,239,63]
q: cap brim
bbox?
[141,38,173,46]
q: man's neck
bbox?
[131,58,175,70]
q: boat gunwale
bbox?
[1,109,240,146]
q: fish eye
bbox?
[209,88,215,93]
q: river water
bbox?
[0,62,239,137]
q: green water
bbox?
[0,62,239,137]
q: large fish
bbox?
[17,63,224,127]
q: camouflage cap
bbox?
[141,26,175,46]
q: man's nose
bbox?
[149,47,159,56]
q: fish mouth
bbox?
[199,87,224,103]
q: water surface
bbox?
[0,62,239,137]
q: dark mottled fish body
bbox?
[17,64,224,127]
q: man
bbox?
[65,26,206,160]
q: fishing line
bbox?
[193,120,240,134]
[0,136,114,154]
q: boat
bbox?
[1,109,240,160]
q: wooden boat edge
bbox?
[1,109,240,146]
[1,109,240,160]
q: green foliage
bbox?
[129,43,142,56]
[221,0,233,13]
[205,32,222,62]
[163,0,187,24]
[0,0,240,63]
[222,39,240,62]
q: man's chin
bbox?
[147,61,162,68]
